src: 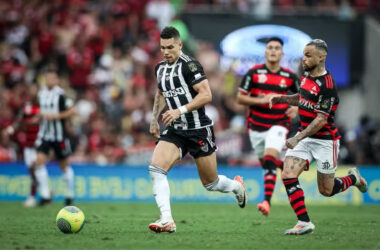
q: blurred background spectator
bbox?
[0,0,379,166]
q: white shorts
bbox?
[285,136,339,174]
[248,125,288,159]
[24,147,37,168]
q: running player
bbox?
[7,85,40,207]
[34,68,76,206]
[269,39,368,235]
[148,26,248,233]
[237,37,299,216]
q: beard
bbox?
[302,63,316,72]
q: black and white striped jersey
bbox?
[155,52,213,130]
[36,86,74,142]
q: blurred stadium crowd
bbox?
[0,0,379,166]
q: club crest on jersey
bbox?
[188,62,197,72]
[300,78,306,87]
[258,74,267,84]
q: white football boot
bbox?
[23,196,37,208]
[234,176,248,208]
[149,218,176,233]
[348,168,368,193]
[285,221,315,235]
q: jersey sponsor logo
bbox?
[280,79,287,88]
[258,74,267,84]
[194,73,202,80]
[280,71,290,77]
[299,98,315,109]
[310,86,318,95]
[315,79,322,87]
[162,87,187,98]
[257,69,267,74]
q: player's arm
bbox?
[161,79,211,126]
[286,112,327,149]
[43,96,76,120]
[236,92,273,106]
[269,93,300,108]
[150,90,166,138]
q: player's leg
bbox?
[194,152,247,208]
[191,126,247,208]
[34,148,52,205]
[148,140,181,233]
[257,126,288,216]
[282,138,315,235]
[55,139,74,206]
[23,147,37,207]
[315,140,367,197]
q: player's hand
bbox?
[269,94,283,109]
[162,109,181,126]
[149,120,160,138]
[43,114,59,120]
[286,106,298,119]
[286,137,300,149]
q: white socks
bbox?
[149,165,173,221]
[62,166,74,199]
[35,166,50,199]
[204,175,240,194]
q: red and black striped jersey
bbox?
[239,64,299,131]
[298,71,341,140]
[21,102,40,147]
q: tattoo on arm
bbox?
[152,91,166,121]
[280,94,299,106]
[296,113,328,141]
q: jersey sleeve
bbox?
[289,74,300,94]
[239,70,253,95]
[314,87,335,116]
[58,95,74,112]
[182,60,207,86]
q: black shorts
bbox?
[36,138,73,160]
[158,126,217,159]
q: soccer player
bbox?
[269,39,368,235]
[148,26,248,233]
[7,85,40,207]
[237,37,299,216]
[34,68,76,206]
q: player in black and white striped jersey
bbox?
[147,26,248,233]
[33,68,76,206]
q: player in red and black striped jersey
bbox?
[270,39,368,235]
[7,84,40,207]
[237,37,299,216]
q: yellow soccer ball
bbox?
[56,206,85,234]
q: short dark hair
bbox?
[307,39,328,53]
[267,37,284,46]
[160,26,180,40]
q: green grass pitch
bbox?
[0,202,379,249]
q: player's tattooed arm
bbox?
[150,90,166,138]
[286,113,327,149]
[269,94,299,108]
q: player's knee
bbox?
[319,186,332,197]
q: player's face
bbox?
[160,38,182,65]
[265,41,284,63]
[45,72,59,89]
[302,45,325,71]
